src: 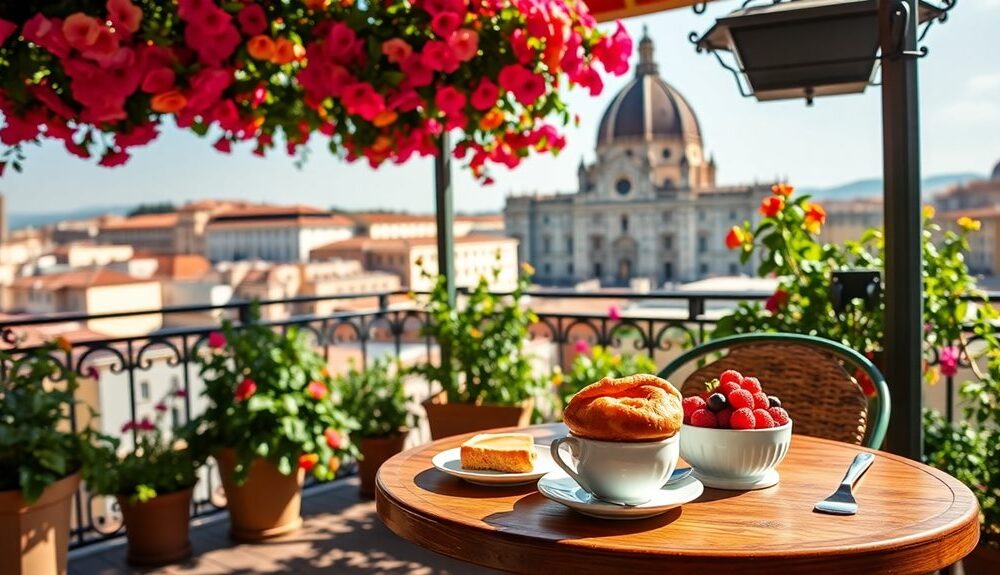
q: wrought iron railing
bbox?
[0,288,988,547]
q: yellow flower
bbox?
[925,366,940,386]
[771,183,794,197]
[610,355,622,367]
[521,262,535,276]
[923,205,936,219]
[551,367,563,387]
[803,202,826,234]
[958,216,982,232]
[468,327,482,338]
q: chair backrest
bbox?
[658,333,890,448]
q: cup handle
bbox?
[550,437,594,494]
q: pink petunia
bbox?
[381,38,413,65]
[116,123,159,148]
[98,150,130,167]
[939,346,959,377]
[510,29,534,64]
[107,0,143,34]
[340,83,385,121]
[574,339,591,355]
[207,330,227,349]
[448,29,479,62]
[237,3,267,36]
[470,78,498,111]
[213,137,232,153]
[594,21,632,76]
[23,14,71,58]
[422,40,459,73]
[141,67,176,94]
[400,54,433,88]
[0,18,16,45]
[497,64,546,105]
[431,12,461,38]
[608,306,622,321]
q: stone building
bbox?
[504,32,772,286]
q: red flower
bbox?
[725,226,749,250]
[435,86,466,118]
[574,339,591,355]
[448,29,479,62]
[772,183,794,197]
[498,64,546,105]
[237,3,267,36]
[298,453,319,471]
[138,417,155,431]
[107,0,143,35]
[0,18,17,45]
[608,306,622,321]
[115,123,159,149]
[421,40,459,73]
[431,12,461,38]
[510,29,534,64]
[381,38,412,65]
[235,377,257,401]
[341,83,385,121]
[98,150,130,167]
[765,289,788,313]
[470,78,499,111]
[759,196,784,218]
[23,14,71,58]
[307,380,328,400]
[155,402,167,413]
[593,22,632,76]
[213,137,232,153]
[208,331,227,349]
[400,54,433,88]
[62,13,101,52]
[324,428,343,450]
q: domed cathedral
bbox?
[504,29,773,286]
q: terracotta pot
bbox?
[117,486,193,566]
[0,473,79,575]
[423,392,534,439]
[963,538,1000,575]
[358,432,408,499]
[215,449,304,541]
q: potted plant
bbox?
[89,386,203,566]
[193,314,357,541]
[924,339,1000,573]
[0,342,109,575]
[336,358,415,498]
[555,344,658,410]
[414,259,541,439]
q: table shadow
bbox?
[414,468,540,499]
[482,492,684,539]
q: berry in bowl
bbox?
[679,369,792,490]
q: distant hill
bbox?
[799,172,983,200]
[7,206,130,231]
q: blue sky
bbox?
[2,1,998,215]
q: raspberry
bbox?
[730,407,756,430]
[717,381,741,397]
[727,389,755,410]
[719,370,743,386]
[690,409,718,428]
[768,407,791,426]
[682,396,706,420]
[716,407,733,428]
[752,391,769,410]
[740,376,763,393]
[753,409,776,429]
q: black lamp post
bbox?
[690,0,955,459]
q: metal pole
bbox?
[879,0,922,459]
[435,133,456,305]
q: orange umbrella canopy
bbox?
[586,0,716,22]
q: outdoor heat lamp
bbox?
[691,0,953,104]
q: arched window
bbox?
[620,215,629,232]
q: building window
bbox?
[663,235,673,250]
[591,236,603,251]
[140,381,150,401]
[565,237,573,253]
[567,262,574,276]
[543,263,552,275]
[615,178,632,196]
[699,263,709,275]
[663,262,673,281]
[730,210,737,221]
[592,213,602,225]
[593,262,602,278]
[698,209,706,221]
[729,263,739,275]
[542,235,551,254]
[543,215,550,225]
[698,236,708,253]
[662,148,672,159]
[661,212,671,223]
[620,215,629,233]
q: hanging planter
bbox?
[0,0,631,181]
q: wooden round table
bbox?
[376,424,980,575]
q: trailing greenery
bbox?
[88,386,203,504]
[0,342,111,503]
[413,258,541,405]
[555,345,657,409]
[127,202,176,217]
[336,358,414,439]
[193,308,357,484]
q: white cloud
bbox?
[938,73,1000,125]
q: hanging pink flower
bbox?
[510,28,534,64]
[237,3,267,36]
[325,22,362,63]
[435,86,466,118]
[340,83,385,121]
[98,149,129,167]
[594,21,632,76]
[608,306,622,321]
[0,19,17,45]
[381,38,413,64]
[939,346,959,377]
[448,29,479,62]
[235,377,257,401]
[155,402,168,413]
[141,68,175,94]
[208,330,227,349]
[470,78,499,111]
[498,64,545,105]
[62,14,102,52]
[121,420,137,433]
[107,0,144,35]
[175,388,188,398]
[22,14,71,58]
[115,123,159,148]
[400,54,433,88]
[431,12,462,38]
[574,339,591,355]
[422,40,459,73]
[138,417,155,431]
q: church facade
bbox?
[504,33,773,286]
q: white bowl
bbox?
[679,422,792,490]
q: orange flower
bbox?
[306,380,328,400]
[328,456,341,474]
[771,183,794,197]
[55,336,72,353]
[759,196,784,218]
[271,37,303,65]
[725,226,750,250]
[803,202,826,234]
[478,108,504,131]
[371,135,392,154]
[247,35,275,61]
[150,90,186,113]
[372,110,398,128]
[298,453,319,471]
[304,0,330,8]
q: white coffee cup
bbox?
[550,433,680,505]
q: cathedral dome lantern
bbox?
[596,28,703,150]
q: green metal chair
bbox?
[659,333,890,448]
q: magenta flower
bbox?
[608,306,622,321]
[138,417,155,431]
[154,402,167,413]
[208,331,226,349]
[175,388,188,398]
[939,346,959,377]
[574,339,591,355]
[121,420,137,433]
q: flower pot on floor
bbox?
[0,473,79,575]
[358,432,408,499]
[215,449,304,541]
[423,392,534,439]
[964,538,1000,575]
[117,487,193,566]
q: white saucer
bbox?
[693,469,779,490]
[537,473,704,520]
[431,446,556,486]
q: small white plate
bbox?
[537,473,704,520]
[431,446,556,486]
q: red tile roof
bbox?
[100,213,179,230]
[311,234,517,256]
[11,268,153,290]
[207,205,354,228]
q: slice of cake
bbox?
[460,433,537,473]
